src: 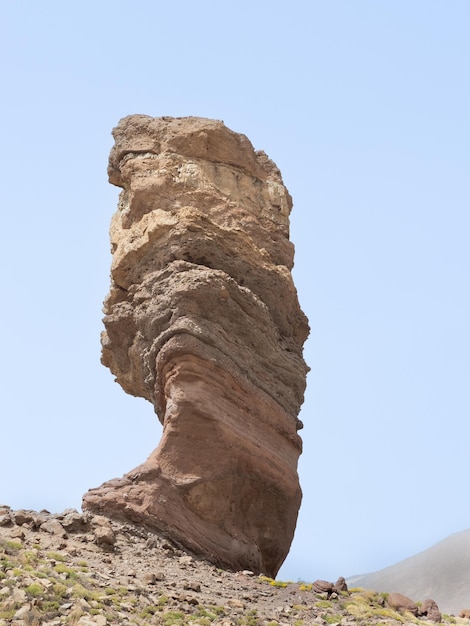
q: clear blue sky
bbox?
[1,1,469,582]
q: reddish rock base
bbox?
[84,348,302,577]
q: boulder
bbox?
[334,576,349,593]
[312,580,335,597]
[419,599,442,622]
[82,115,309,577]
[60,510,91,533]
[91,515,116,547]
[13,509,38,527]
[387,592,419,615]
[0,507,12,526]
[39,519,67,538]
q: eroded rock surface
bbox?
[82,115,309,577]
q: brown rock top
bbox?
[82,115,310,578]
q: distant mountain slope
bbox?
[349,529,470,615]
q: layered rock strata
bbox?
[82,115,309,577]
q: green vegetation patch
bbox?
[0,539,22,554]
[53,563,78,578]
[257,575,289,588]
[46,551,67,562]
[192,605,226,622]
[20,550,40,565]
[236,609,261,626]
[25,582,45,598]
[161,610,186,625]
[39,600,61,616]
[0,608,17,620]
[258,575,275,584]
[315,600,333,609]
[324,615,343,624]
[139,605,158,618]
[71,583,99,601]
[52,581,68,598]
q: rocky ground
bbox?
[1,505,468,626]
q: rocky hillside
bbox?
[2,506,469,626]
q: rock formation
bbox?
[82,115,309,578]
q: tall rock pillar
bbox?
[83,115,309,577]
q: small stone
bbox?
[33,578,51,592]
[146,536,160,549]
[77,598,91,609]
[10,527,25,539]
[139,572,155,584]
[14,605,32,619]
[77,618,99,626]
[226,598,245,609]
[8,587,28,605]
[179,555,193,566]
[90,515,111,527]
